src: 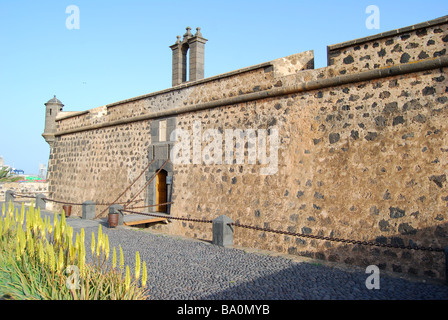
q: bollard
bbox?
[82,201,96,220]
[212,215,234,247]
[4,190,15,213]
[109,205,124,227]
[35,194,46,210]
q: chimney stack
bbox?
[170,27,207,86]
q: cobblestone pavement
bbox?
[64,213,448,300]
[3,204,448,300]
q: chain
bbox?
[126,202,173,210]
[96,158,156,218]
[229,222,445,252]
[42,198,144,206]
[120,209,213,224]
[10,192,143,207]
[9,194,33,199]
[95,199,144,206]
[123,158,170,210]
[9,192,444,253]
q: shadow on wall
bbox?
[231,221,448,283]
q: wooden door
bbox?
[156,170,168,212]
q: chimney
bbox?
[170,27,207,86]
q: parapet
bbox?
[46,16,448,138]
[327,15,448,74]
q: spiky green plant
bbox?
[0,202,149,300]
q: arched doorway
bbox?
[147,145,174,214]
[156,169,168,212]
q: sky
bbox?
[0,0,447,175]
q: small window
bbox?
[159,120,167,142]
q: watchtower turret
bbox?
[42,95,64,147]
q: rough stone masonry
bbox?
[43,17,448,280]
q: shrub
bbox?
[0,202,148,300]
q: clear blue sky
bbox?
[0,0,447,174]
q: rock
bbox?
[390,207,405,218]
[329,133,340,144]
[429,175,446,188]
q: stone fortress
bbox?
[43,16,448,280]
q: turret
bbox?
[42,95,64,147]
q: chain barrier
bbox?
[120,209,213,224]
[8,193,31,199]
[121,209,444,252]
[123,159,170,210]
[96,199,144,206]
[10,192,143,207]
[8,158,170,220]
[228,222,445,253]
[8,192,445,253]
[96,159,156,219]
[126,202,174,210]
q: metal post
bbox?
[82,201,96,220]
[212,215,234,247]
[109,205,124,226]
[35,194,46,210]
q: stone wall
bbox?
[327,15,448,74]
[165,65,447,280]
[47,121,152,216]
[0,181,49,203]
[46,16,448,280]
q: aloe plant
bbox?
[0,202,149,300]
